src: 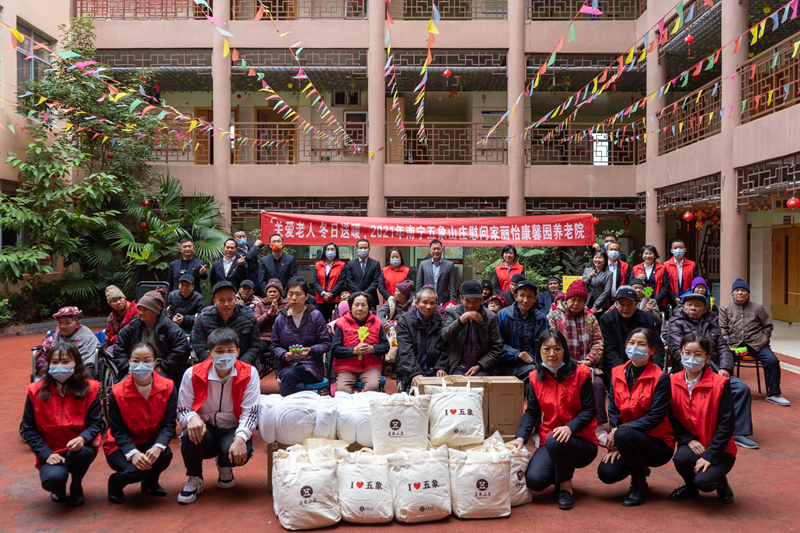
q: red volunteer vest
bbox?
[103,372,174,456]
[334,312,383,373]
[382,265,410,300]
[529,364,598,445]
[27,380,100,466]
[669,370,737,457]
[664,257,696,296]
[495,262,525,292]
[632,262,666,299]
[191,359,252,421]
[315,260,345,302]
[611,361,675,448]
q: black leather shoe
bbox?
[557,490,574,510]
[717,482,734,504]
[141,481,167,497]
[50,492,67,504]
[108,476,125,504]
[668,485,699,501]
[69,483,85,508]
[622,476,649,507]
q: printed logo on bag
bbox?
[516,470,524,481]
[474,478,492,499]
[349,481,383,490]
[388,418,404,437]
[298,486,317,507]
[407,479,440,491]
[444,408,475,416]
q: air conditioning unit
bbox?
[333,91,360,106]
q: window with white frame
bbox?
[591,133,609,166]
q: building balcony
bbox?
[526,122,644,165]
[386,123,508,165]
[77,0,209,20]
[741,31,800,125]
[658,77,721,156]
[527,0,644,20]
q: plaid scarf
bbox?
[564,309,591,361]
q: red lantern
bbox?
[142,199,151,207]
[787,197,800,209]
[685,34,695,56]
[141,222,147,229]
[683,211,694,231]
[443,69,452,78]
[107,153,113,160]
[592,217,600,225]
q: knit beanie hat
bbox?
[691,277,707,291]
[732,278,750,293]
[396,279,414,298]
[138,287,167,314]
[105,285,125,303]
[565,279,589,302]
[265,278,284,294]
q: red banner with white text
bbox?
[261,212,594,247]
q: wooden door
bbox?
[772,227,800,321]
[255,108,296,164]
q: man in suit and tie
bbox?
[210,238,248,289]
[416,239,457,304]
[342,238,388,309]
[258,233,298,296]
[233,229,264,297]
[167,238,207,296]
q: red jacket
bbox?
[670,370,737,457]
[382,265,410,300]
[664,257,696,296]
[611,361,675,448]
[333,312,383,374]
[315,260,345,302]
[494,262,525,292]
[529,364,598,445]
[632,262,668,304]
[103,372,175,456]
[191,359,251,420]
[26,380,100,464]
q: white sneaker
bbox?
[766,395,790,406]
[217,459,235,489]
[177,476,204,504]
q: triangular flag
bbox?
[426,20,439,34]
[223,38,230,58]
[553,36,564,53]
[569,23,576,43]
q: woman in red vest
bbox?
[632,244,672,313]
[381,247,411,303]
[493,244,525,293]
[105,342,177,504]
[332,292,390,393]
[312,242,347,322]
[21,342,102,507]
[668,332,736,504]
[511,329,598,511]
[598,328,674,507]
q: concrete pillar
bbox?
[368,0,387,262]
[212,0,232,228]
[749,227,773,315]
[719,0,749,305]
[506,0,526,216]
[644,6,667,250]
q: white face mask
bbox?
[625,346,650,364]
[681,355,705,373]
[607,250,620,260]
[213,353,237,371]
[129,362,155,381]
[541,361,565,372]
[48,364,75,383]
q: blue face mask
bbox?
[607,250,620,260]
[48,364,75,383]
[625,346,650,364]
[357,248,369,259]
[541,361,565,372]
[681,355,705,373]
[130,362,154,381]
[390,258,401,267]
[325,250,336,260]
[672,248,685,258]
[214,354,237,371]
[603,242,611,249]
[236,238,247,246]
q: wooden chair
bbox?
[735,355,763,394]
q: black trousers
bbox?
[597,426,674,483]
[673,444,736,492]
[729,376,753,437]
[525,434,598,490]
[316,302,337,323]
[38,446,96,495]
[106,446,173,489]
[742,343,782,396]
[180,424,253,478]
[280,365,319,396]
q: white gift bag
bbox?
[386,446,451,523]
[272,445,341,530]
[335,448,393,524]
[426,379,485,447]
[312,395,337,440]
[370,392,431,455]
[258,394,282,444]
[274,391,322,445]
[484,431,532,507]
[448,446,511,519]
[336,391,388,447]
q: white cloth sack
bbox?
[335,448,393,523]
[312,395,337,440]
[335,391,389,447]
[386,446,451,523]
[272,445,341,530]
[484,431,532,507]
[271,392,338,445]
[426,380,485,447]
[448,446,511,519]
[258,394,282,444]
[370,393,431,455]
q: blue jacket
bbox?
[496,302,548,362]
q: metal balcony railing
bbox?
[385,122,508,165]
[76,0,209,19]
[230,122,368,164]
[658,77,721,155]
[525,122,640,165]
[527,0,642,21]
[740,31,800,124]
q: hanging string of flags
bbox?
[411,2,441,145]
[385,0,406,146]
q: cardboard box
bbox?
[483,376,525,438]
[266,441,364,492]
[413,375,491,438]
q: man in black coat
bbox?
[233,229,264,297]
[166,274,206,335]
[395,287,449,390]
[210,238,249,290]
[342,238,388,308]
[113,287,191,387]
[599,285,665,376]
[167,238,207,296]
[258,233,297,297]
[192,281,262,367]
